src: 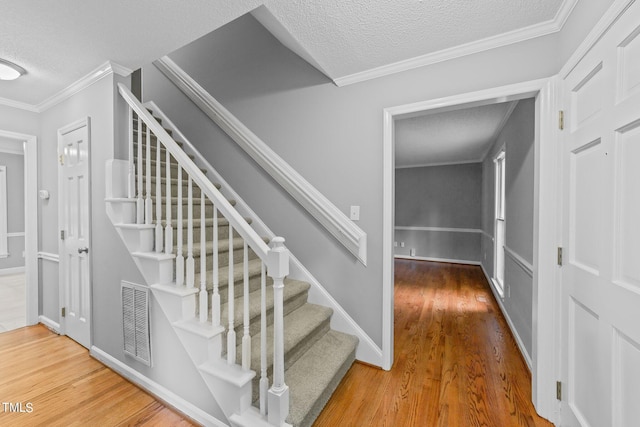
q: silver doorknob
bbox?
[78,247,89,254]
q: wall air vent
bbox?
[122,281,151,366]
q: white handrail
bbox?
[118,83,270,261]
[154,57,367,265]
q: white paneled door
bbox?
[560,2,640,426]
[58,118,91,349]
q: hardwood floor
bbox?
[0,325,196,427]
[314,259,553,427]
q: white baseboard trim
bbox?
[480,264,533,371]
[394,255,481,266]
[37,251,60,263]
[0,266,25,276]
[90,346,227,427]
[39,315,61,334]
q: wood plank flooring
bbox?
[314,259,554,427]
[0,325,196,427]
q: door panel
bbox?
[561,2,640,426]
[58,118,91,349]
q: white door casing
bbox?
[58,118,92,348]
[559,1,640,425]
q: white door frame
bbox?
[0,129,39,326]
[382,77,561,422]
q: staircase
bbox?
[106,83,357,427]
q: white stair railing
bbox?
[119,83,290,425]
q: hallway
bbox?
[314,259,552,426]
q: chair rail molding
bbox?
[154,56,367,265]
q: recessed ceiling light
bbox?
[0,58,26,81]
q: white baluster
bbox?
[145,124,152,225]
[227,224,236,365]
[186,177,195,288]
[127,107,135,199]
[165,149,173,254]
[242,242,251,371]
[267,237,290,426]
[175,165,184,286]
[136,115,143,224]
[155,131,163,252]
[260,262,268,416]
[211,208,220,327]
[199,192,207,323]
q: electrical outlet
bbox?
[350,205,360,221]
[410,248,416,256]
[401,242,405,248]
[394,242,398,247]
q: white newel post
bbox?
[267,237,290,426]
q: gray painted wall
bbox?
[395,163,482,262]
[144,13,562,347]
[481,98,535,360]
[0,151,25,269]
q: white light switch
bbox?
[350,205,360,221]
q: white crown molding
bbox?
[0,96,39,112]
[395,159,483,169]
[0,61,132,113]
[334,0,579,87]
[37,61,132,112]
[479,100,519,161]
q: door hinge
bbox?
[59,154,65,165]
[559,110,564,130]
[61,307,66,318]
[556,381,562,401]
[60,230,65,240]
[557,247,563,266]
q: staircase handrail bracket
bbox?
[117,83,269,260]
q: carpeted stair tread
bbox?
[285,330,358,427]
[246,303,331,373]
[193,258,263,289]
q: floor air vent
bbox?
[122,281,151,366]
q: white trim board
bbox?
[7,232,25,238]
[395,226,482,234]
[39,315,61,334]
[90,346,228,427]
[0,61,132,113]
[395,255,481,266]
[382,77,559,421]
[504,246,534,277]
[38,252,60,263]
[480,263,533,370]
[334,0,578,86]
[0,129,38,326]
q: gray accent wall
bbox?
[395,163,482,262]
[144,13,562,347]
[481,98,535,360]
[0,151,25,269]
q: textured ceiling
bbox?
[395,101,517,168]
[0,0,567,107]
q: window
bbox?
[494,151,506,296]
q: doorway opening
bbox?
[0,130,38,331]
[494,149,506,296]
[382,78,559,421]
